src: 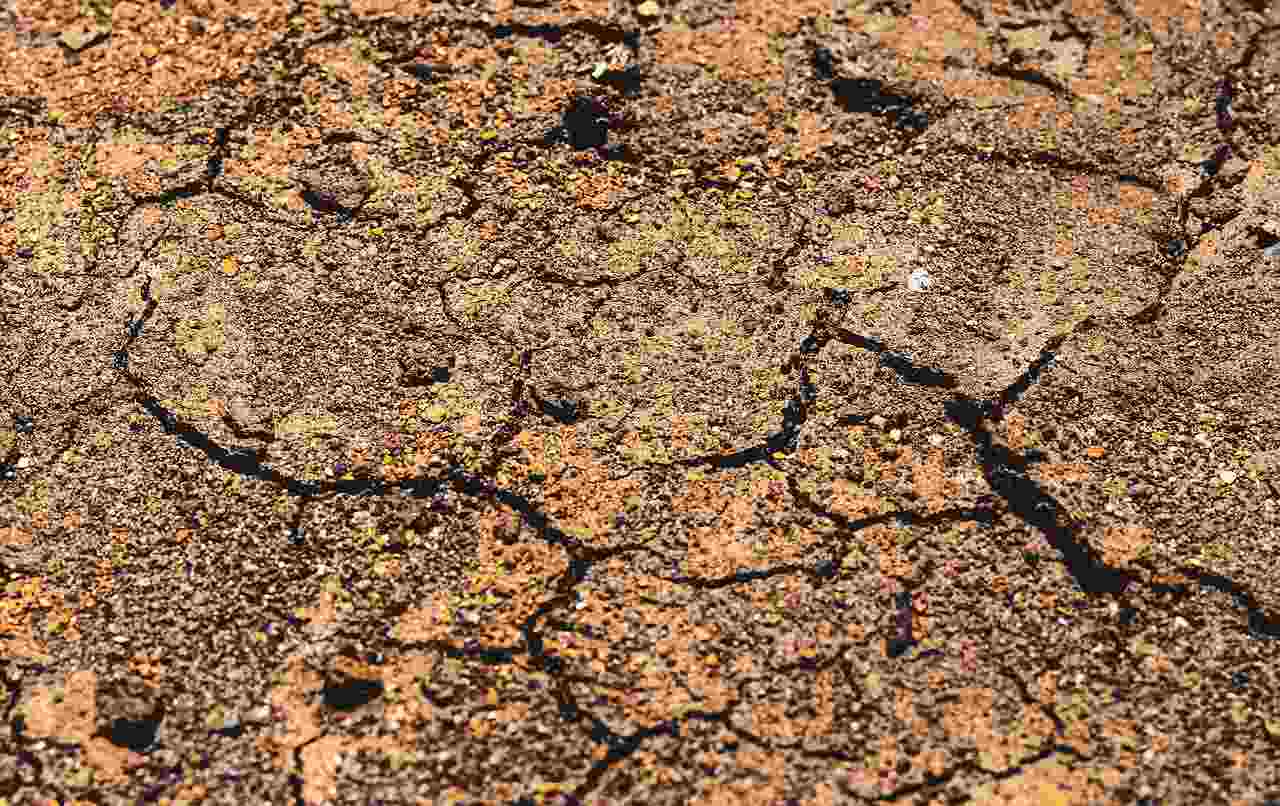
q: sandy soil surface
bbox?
[2,0,1280,803]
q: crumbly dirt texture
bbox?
[2,0,1279,804]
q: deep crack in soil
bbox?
[2,0,1280,804]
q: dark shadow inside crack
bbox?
[322,676,384,713]
[829,77,932,134]
[100,716,163,752]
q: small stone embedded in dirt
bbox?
[227,397,270,431]
[245,705,271,724]
[1129,482,1153,498]
[908,268,933,291]
[399,352,453,386]
[289,144,372,214]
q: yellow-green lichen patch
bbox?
[162,384,213,421]
[1069,256,1091,291]
[14,477,51,514]
[457,282,513,325]
[14,186,68,265]
[90,430,113,453]
[1037,268,1061,306]
[171,248,213,281]
[906,190,947,227]
[421,403,450,424]
[857,254,898,290]
[422,382,477,423]
[437,219,487,275]
[174,303,227,359]
[275,412,341,439]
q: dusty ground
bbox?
[1,0,1279,803]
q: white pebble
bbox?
[908,268,932,292]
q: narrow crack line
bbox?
[204,185,344,233]
[887,741,1085,804]
[768,204,821,292]
[289,735,322,806]
[768,645,852,678]
[566,714,692,801]
[0,664,59,804]
[1173,566,1280,641]
[1223,22,1280,79]
[664,560,822,589]
[984,63,1082,105]
[992,663,1069,744]
[1101,0,1163,49]
[1,661,22,731]
[527,243,684,291]
[727,711,868,770]
[1,328,38,427]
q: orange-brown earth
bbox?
[2,0,1280,804]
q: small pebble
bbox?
[246,706,271,723]
[908,267,932,292]
[1218,469,1236,484]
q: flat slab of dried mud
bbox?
[2,1,1280,804]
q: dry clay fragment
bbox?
[289,143,372,214]
[227,397,274,436]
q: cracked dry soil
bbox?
[2,0,1280,804]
